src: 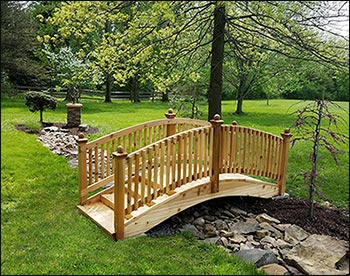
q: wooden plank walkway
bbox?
[77,172,279,239]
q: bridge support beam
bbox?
[210,114,224,193]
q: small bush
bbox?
[24,91,57,123]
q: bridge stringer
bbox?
[122,173,279,239]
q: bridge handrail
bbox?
[119,125,213,215]
[77,109,210,204]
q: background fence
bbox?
[13,85,163,101]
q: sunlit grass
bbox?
[1,97,265,275]
[1,96,348,274]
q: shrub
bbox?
[24,91,57,123]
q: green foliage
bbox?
[1,1,49,86]
[1,70,16,98]
[24,91,57,122]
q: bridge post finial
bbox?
[77,133,88,205]
[278,128,292,195]
[165,109,176,137]
[165,108,176,119]
[113,146,128,240]
[210,114,224,193]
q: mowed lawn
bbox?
[1,96,348,275]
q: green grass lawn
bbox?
[1,96,348,275]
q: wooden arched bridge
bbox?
[77,109,291,240]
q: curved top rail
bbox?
[229,124,282,140]
[86,117,210,147]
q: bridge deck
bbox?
[77,173,279,239]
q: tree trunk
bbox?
[64,85,75,102]
[235,96,244,115]
[40,109,43,123]
[104,72,112,103]
[130,75,140,103]
[208,4,225,121]
[104,20,112,103]
[162,89,169,102]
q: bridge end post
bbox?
[113,146,128,240]
[278,128,292,195]
[165,108,176,136]
[210,114,224,193]
[77,133,88,205]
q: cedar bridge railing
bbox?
[77,111,291,240]
[77,109,211,205]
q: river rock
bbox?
[283,234,349,275]
[258,263,289,275]
[284,224,309,245]
[234,248,279,267]
[230,218,260,234]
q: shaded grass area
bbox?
[1,97,348,274]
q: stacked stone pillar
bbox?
[66,103,82,127]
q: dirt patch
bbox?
[15,122,99,136]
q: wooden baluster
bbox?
[127,158,132,214]
[100,143,105,179]
[257,131,263,176]
[133,131,137,152]
[187,131,193,183]
[153,144,159,199]
[159,141,165,193]
[165,139,171,193]
[88,149,93,184]
[111,140,116,173]
[193,130,198,180]
[106,141,111,176]
[237,127,242,174]
[171,137,176,190]
[177,135,183,187]
[134,153,140,210]
[128,133,132,153]
[273,137,281,180]
[245,128,250,174]
[242,128,247,174]
[147,147,152,203]
[113,146,127,241]
[141,150,146,206]
[210,114,224,193]
[77,133,88,205]
[183,133,188,181]
[203,129,208,177]
[278,129,292,195]
[251,129,256,175]
[138,130,142,150]
[198,129,203,179]
[94,145,99,183]
[231,122,238,173]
